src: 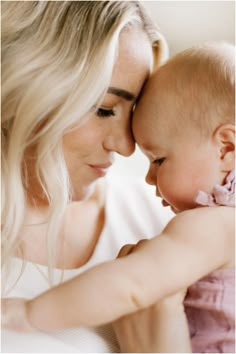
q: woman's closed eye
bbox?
[153,157,165,166]
[96,107,115,118]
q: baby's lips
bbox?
[162,199,169,207]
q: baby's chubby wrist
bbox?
[1,297,35,332]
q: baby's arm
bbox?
[2,206,233,331]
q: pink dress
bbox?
[184,268,235,353]
[187,170,235,352]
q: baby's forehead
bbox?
[133,70,193,137]
[133,89,171,134]
[135,71,173,120]
[140,65,175,103]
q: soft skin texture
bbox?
[132,69,234,213]
[113,244,192,353]
[7,48,234,332]
[2,43,234,353]
[60,28,153,201]
[113,293,192,353]
[24,27,153,204]
[14,27,153,269]
[2,3,192,352]
[4,206,233,331]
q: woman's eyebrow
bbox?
[108,87,136,101]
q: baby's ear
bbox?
[213,124,235,172]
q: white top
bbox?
[2,176,174,353]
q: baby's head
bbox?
[133,42,235,213]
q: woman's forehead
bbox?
[110,28,153,97]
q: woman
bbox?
[2,1,188,352]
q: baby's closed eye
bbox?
[153,157,165,166]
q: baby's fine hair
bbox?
[156,42,235,137]
[1,1,167,292]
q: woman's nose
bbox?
[104,123,135,157]
[145,164,156,186]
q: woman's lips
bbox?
[88,163,112,177]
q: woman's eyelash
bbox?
[96,108,115,118]
[153,157,165,166]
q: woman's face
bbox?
[63,27,153,200]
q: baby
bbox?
[2,42,235,353]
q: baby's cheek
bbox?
[159,183,178,205]
[163,184,194,211]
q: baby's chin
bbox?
[161,199,180,214]
[171,207,181,214]
[161,198,199,214]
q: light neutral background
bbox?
[109,0,235,178]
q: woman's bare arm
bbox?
[114,293,192,353]
[114,242,192,353]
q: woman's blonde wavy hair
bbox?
[1,1,168,291]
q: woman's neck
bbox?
[16,180,106,269]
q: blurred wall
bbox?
[109,1,235,178]
[144,1,235,55]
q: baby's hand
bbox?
[1,297,34,332]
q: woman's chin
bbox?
[71,182,97,202]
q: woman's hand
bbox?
[113,292,192,353]
[113,241,192,353]
[1,297,34,332]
